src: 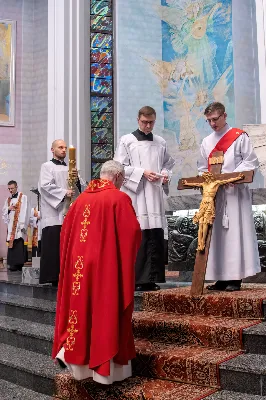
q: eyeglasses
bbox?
[138,119,156,126]
[206,114,224,123]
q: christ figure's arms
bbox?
[218,173,244,186]
[182,180,203,188]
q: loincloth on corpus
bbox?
[193,200,215,225]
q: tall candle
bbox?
[69,145,76,172]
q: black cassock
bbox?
[7,238,25,269]
[40,226,61,284]
[135,228,165,284]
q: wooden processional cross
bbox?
[178,151,254,296]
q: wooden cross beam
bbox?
[177,151,254,296]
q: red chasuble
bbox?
[208,128,244,170]
[52,179,141,377]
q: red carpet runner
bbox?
[54,284,266,399]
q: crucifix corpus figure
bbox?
[178,101,260,295]
[182,171,244,251]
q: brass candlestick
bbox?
[63,145,77,216]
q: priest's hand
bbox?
[144,170,160,182]
[66,189,75,198]
[8,205,16,211]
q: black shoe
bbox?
[148,283,160,291]
[225,281,242,292]
[135,285,146,292]
[135,283,160,292]
[207,281,229,291]
[9,265,19,271]
[56,357,67,369]
[52,281,58,287]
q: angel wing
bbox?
[212,65,233,101]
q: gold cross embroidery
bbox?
[65,310,79,351]
[80,205,90,242]
[72,256,84,296]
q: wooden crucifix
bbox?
[178,151,254,296]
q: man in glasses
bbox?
[198,102,260,291]
[114,106,175,292]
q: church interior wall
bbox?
[232,0,261,127]
[0,0,48,256]
[21,0,48,203]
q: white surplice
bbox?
[38,161,68,229]
[56,347,132,384]
[198,124,260,280]
[2,192,28,241]
[114,133,175,230]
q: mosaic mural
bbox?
[149,0,234,192]
[90,0,114,178]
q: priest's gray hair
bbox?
[100,160,124,179]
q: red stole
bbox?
[208,128,244,171]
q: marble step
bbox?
[243,323,266,355]
[0,280,57,302]
[0,293,56,325]
[0,378,52,399]
[0,315,53,355]
[206,390,266,399]
[0,342,61,396]
[220,353,266,396]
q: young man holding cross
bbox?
[197,102,260,291]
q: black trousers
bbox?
[135,228,165,285]
[40,226,61,284]
[7,238,25,267]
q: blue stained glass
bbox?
[91,63,112,79]
[91,48,112,64]
[91,16,112,32]
[92,143,113,160]
[91,112,113,128]
[91,97,113,113]
[91,127,113,143]
[91,1,111,17]
[91,78,112,94]
[91,33,112,49]
[91,162,103,179]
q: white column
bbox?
[255,0,266,123]
[47,0,90,181]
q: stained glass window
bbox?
[90,0,114,179]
